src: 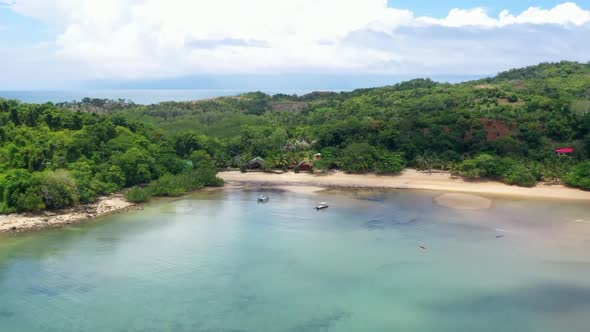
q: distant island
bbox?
[0,61,589,223]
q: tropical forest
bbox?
[1,61,590,213]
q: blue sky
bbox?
[388,0,589,16]
[0,5,46,45]
[0,1,590,90]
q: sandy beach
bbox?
[3,169,588,233]
[218,169,590,201]
[0,195,137,233]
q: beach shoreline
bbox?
[0,194,138,234]
[3,169,589,233]
[218,169,590,201]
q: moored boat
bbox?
[257,195,270,203]
[315,202,329,210]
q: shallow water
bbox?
[1,189,590,332]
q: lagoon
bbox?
[1,188,589,331]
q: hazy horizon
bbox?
[0,72,485,104]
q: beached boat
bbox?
[257,195,270,203]
[315,202,329,210]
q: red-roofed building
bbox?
[555,147,574,156]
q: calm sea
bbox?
[1,189,590,331]
[0,89,319,105]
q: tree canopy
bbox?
[2,61,590,214]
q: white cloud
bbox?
[343,23,590,77]
[3,0,590,82]
[421,2,590,27]
[500,2,590,26]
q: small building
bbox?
[296,160,313,172]
[313,153,322,161]
[248,157,265,169]
[556,147,574,156]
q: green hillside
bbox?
[1,61,590,213]
[115,61,590,186]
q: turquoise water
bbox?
[1,189,590,331]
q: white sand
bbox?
[219,170,590,201]
[0,195,136,233]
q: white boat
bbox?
[315,202,329,210]
[257,195,270,203]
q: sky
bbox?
[0,0,589,90]
[388,0,580,16]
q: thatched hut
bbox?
[248,157,265,170]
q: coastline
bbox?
[0,194,138,234]
[218,169,590,201]
[3,169,589,234]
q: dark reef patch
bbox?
[289,311,351,332]
[364,217,418,230]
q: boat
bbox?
[315,202,329,210]
[257,195,270,203]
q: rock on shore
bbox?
[0,195,136,233]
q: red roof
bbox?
[555,148,574,153]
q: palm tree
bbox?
[415,154,434,174]
[449,163,461,178]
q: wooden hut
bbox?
[248,157,265,169]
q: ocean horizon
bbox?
[0,89,324,105]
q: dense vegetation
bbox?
[0,100,222,213]
[113,61,589,188]
[2,61,590,213]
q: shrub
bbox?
[508,94,518,103]
[68,161,99,203]
[314,147,340,171]
[502,164,537,187]
[146,168,223,198]
[124,187,151,203]
[148,173,187,197]
[376,152,405,174]
[16,189,45,212]
[472,154,504,179]
[340,143,377,173]
[105,165,126,191]
[459,155,515,180]
[565,161,590,190]
[190,150,214,170]
[459,159,481,179]
[449,163,462,178]
[38,170,80,209]
[541,157,572,184]
[0,169,44,213]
